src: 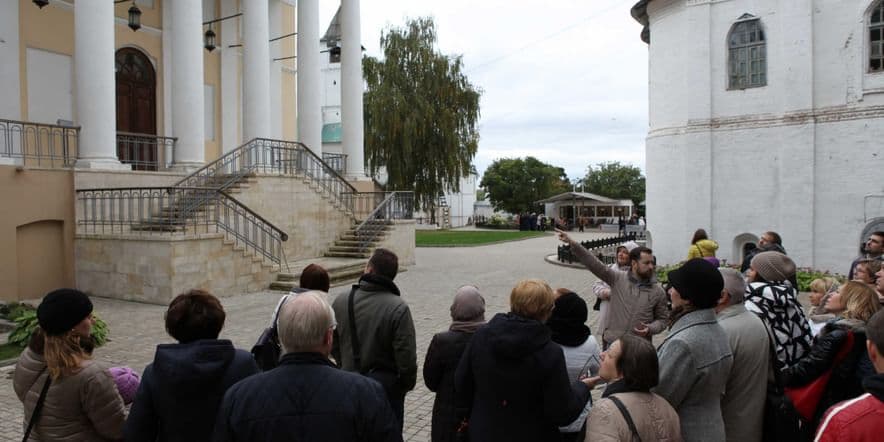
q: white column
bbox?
[242,0,271,141]
[297,0,322,155]
[269,0,283,139]
[220,0,240,152]
[74,0,125,169]
[171,0,205,169]
[341,0,365,178]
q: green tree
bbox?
[480,157,570,214]
[580,161,646,206]
[363,17,481,214]
[475,188,486,201]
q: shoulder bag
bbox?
[609,395,641,442]
[22,369,51,442]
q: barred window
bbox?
[728,17,766,89]
[871,2,884,72]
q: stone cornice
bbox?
[647,104,884,137]
[631,0,652,44]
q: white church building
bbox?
[632,0,884,273]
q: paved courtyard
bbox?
[0,231,612,441]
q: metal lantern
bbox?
[329,46,341,63]
[33,0,49,8]
[204,27,217,52]
[127,3,142,31]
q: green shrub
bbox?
[0,302,35,321]
[656,264,680,285]
[7,311,110,349]
[795,268,845,293]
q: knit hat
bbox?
[547,291,591,347]
[36,289,93,336]
[667,258,725,309]
[108,366,140,404]
[751,251,796,282]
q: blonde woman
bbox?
[782,281,881,438]
[13,289,126,441]
[808,277,840,335]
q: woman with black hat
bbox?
[13,288,127,441]
[654,258,734,442]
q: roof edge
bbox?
[631,0,652,44]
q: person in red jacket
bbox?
[815,308,884,441]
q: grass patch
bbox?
[416,230,548,246]
[0,342,23,361]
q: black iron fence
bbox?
[0,118,79,167]
[115,132,177,171]
[352,191,415,249]
[321,152,347,175]
[557,232,640,264]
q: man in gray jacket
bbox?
[556,230,668,348]
[331,248,417,432]
[716,268,770,442]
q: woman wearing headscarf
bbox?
[655,258,733,442]
[13,289,127,441]
[781,281,881,440]
[455,279,596,442]
[423,285,486,442]
[548,289,601,441]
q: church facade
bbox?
[632,0,884,272]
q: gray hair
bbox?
[719,268,746,305]
[278,291,336,354]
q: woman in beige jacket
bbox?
[13,289,126,441]
[586,335,681,442]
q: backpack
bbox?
[251,295,289,371]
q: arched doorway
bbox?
[115,48,157,170]
[732,233,759,267]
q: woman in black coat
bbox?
[782,281,881,440]
[454,279,597,442]
[423,286,486,442]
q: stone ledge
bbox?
[76,233,225,241]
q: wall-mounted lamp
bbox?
[33,0,141,32]
[204,26,217,52]
[33,0,49,8]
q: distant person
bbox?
[655,259,732,442]
[847,231,884,280]
[557,229,669,349]
[214,292,401,442]
[716,269,769,442]
[548,289,601,441]
[455,279,596,441]
[687,228,719,261]
[814,308,884,441]
[852,258,881,286]
[585,335,681,442]
[331,248,417,431]
[745,251,813,368]
[126,290,259,441]
[618,216,626,235]
[423,286,486,442]
[740,231,786,273]
[14,289,127,441]
[781,281,881,439]
[590,241,639,347]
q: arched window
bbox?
[728,15,766,89]
[871,1,884,72]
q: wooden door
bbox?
[115,48,157,170]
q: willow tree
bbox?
[363,17,481,215]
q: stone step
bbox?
[327,245,372,254]
[270,262,366,291]
[324,251,372,259]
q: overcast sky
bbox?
[318,0,649,182]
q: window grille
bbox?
[728,18,766,89]
[871,2,884,72]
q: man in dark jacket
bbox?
[125,290,259,442]
[740,231,786,273]
[214,291,401,442]
[847,231,884,280]
[331,248,417,431]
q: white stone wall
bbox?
[378,220,416,266]
[0,1,20,121]
[644,0,884,272]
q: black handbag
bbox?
[348,286,401,399]
[762,330,801,442]
[250,295,289,371]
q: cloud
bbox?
[320,0,649,181]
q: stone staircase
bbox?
[323,219,394,258]
[268,260,367,291]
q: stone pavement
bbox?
[0,231,612,441]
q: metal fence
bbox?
[321,152,347,175]
[0,118,79,167]
[557,232,640,264]
[351,191,414,249]
[115,132,177,171]
[76,186,288,265]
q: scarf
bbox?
[746,282,813,368]
[548,291,591,347]
[449,285,486,333]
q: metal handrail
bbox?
[0,118,79,167]
[351,191,414,249]
[115,131,177,171]
[75,186,288,265]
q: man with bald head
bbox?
[715,268,770,442]
[214,291,401,442]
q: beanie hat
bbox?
[667,258,725,309]
[37,289,93,336]
[751,251,796,282]
[108,366,140,404]
[547,291,591,347]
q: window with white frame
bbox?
[728,16,766,89]
[871,2,884,72]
